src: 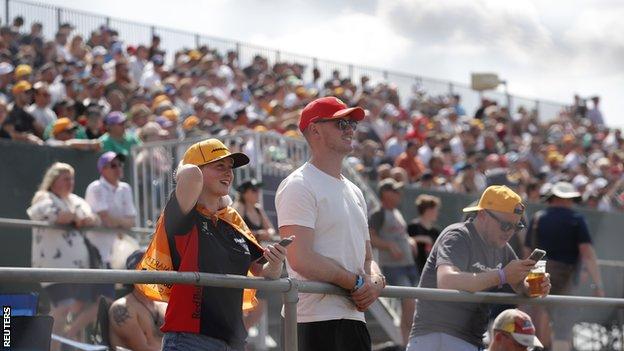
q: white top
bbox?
[27,192,93,286]
[85,176,136,264]
[275,162,369,323]
[26,105,57,129]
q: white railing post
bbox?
[283,278,299,351]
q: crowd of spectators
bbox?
[0,15,619,216]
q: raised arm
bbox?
[175,163,203,214]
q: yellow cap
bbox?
[182,138,249,168]
[52,117,77,136]
[162,109,179,122]
[182,115,200,131]
[14,64,32,78]
[463,185,525,215]
[12,80,32,95]
[188,50,202,61]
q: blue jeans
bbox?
[406,332,483,351]
[162,332,238,351]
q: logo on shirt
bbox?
[233,237,250,255]
[472,262,502,272]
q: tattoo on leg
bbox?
[111,305,131,325]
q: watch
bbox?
[351,275,365,293]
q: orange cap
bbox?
[182,138,249,168]
[463,185,525,215]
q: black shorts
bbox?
[297,319,371,351]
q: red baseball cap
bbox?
[299,96,365,132]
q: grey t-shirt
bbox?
[369,208,415,267]
[409,220,518,347]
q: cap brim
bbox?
[462,205,482,213]
[203,152,250,169]
[551,190,581,199]
[332,106,365,121]
[511,333,544,348]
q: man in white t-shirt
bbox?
[276,96,385,351]
[85,152,136,269]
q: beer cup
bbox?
[527,260,546,297]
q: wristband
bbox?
[351,275,365,293]
[497,269,507,289]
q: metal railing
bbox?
[1,0,569,122]
[1,267,623,351]
[130,130,311,227]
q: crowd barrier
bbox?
[0,267,623,351]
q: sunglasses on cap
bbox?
[314,118,358,131]
[485,209,525,233]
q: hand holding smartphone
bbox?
[527,248,546,262]
[255,236,295,264]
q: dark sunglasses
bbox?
[108,162,123,169]
[485,209,525,232]
[314,118,358,131]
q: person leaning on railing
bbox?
[26,162,99,350]
[406,185,551,351]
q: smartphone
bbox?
[255,236,294,264]
[528,248,546,262]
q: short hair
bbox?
[415,194,441,215]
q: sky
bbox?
[31,0,624,127]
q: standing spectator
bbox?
[369,178,416,346]
[407,185,551,351]
[4,80,43,144]
[26,81,57,129]
[99,111,141,156]
[109,250,167,351]
[407,194,441,275]
[233,178,277,331]
[148,139,286,350]
[26,162,98,349]
[85,151,136,300]
[276,97,385,351]
[524,182,604,351]
[395,140,426,183]
[586,96,604,126]
[487,309,543,351]
[234,178,276,242]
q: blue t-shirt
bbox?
[526,206,592,265]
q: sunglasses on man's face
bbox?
[314,118,358,131]
[485,209,525,233]
[108,162,123,169]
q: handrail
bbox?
[0,217,153,236]
[1,268,623,351]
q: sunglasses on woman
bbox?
[314,118,358,131]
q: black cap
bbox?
[125,250,145,270]
[236,178,263,193]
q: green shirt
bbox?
[99,132,141,156]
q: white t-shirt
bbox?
[275,162,369,323]
[85,176,136,264]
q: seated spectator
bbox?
[83,105,106,139]
[26,81,57,130]
[99,111,141,156]
[3,80,44,144]
[26,162,99,349]
[109,250,167,351]
[46,117,101,150]
[394,140,426,183]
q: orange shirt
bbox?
[395,152,426,181]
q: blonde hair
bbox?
[31,162,75,204]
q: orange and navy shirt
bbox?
[159,193,263,348]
